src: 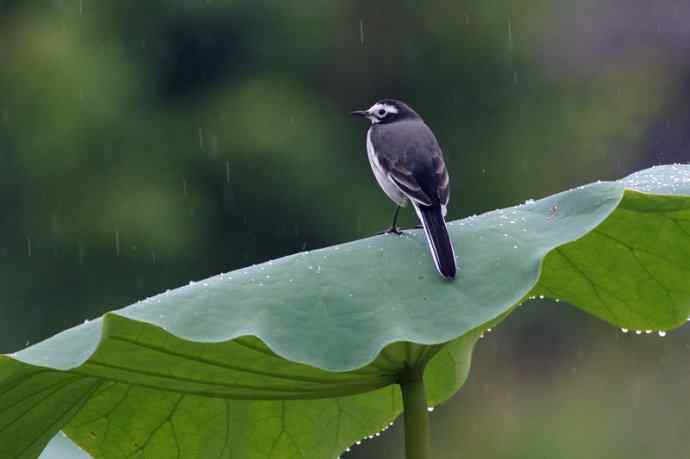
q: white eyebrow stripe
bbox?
[368,103,399,115]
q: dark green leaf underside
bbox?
[1,164,688,459]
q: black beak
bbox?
[350,110,369,117]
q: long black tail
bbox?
[414,204,457,279]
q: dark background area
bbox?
[1,0,689,457]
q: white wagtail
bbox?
[352,99,457,280]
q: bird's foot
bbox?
[377,226,404,236]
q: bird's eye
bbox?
[377,109,387,117]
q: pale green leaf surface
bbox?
[40,433,91,459]
[1,165,689,458]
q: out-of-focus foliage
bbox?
[1,0,689,458]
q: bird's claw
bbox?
[377,226,404,236]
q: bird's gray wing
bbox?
[430,150,450,207]
[386,146,450,207]
[387,162,435,206]
[372,121,450,207]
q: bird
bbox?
[351,99,457,280]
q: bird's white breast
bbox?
[366,128,407,207]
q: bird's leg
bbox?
[378,206,403,235]
[389,205,403,234]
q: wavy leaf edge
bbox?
[8,164,690,376]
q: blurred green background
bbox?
[1,0,689,457]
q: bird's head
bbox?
[351,99,420,125]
